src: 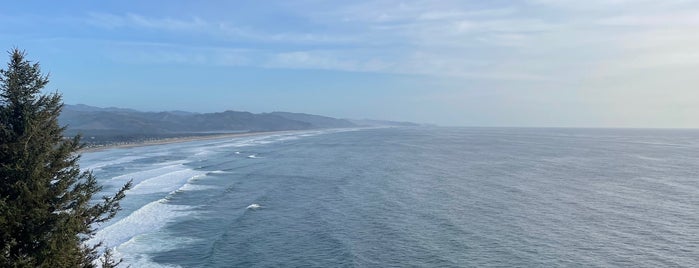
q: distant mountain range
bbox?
[59,104,417,144]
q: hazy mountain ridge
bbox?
[61,105,313,133]
[268,111,356,129]
[59,104,359,144]
[59,104,421,144]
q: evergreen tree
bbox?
[0,49,131,267]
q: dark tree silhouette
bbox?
[0,49,131,267]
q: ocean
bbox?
[81,127,699,267]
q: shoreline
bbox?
[79,130,300,153]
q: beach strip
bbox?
[79,130,300,153]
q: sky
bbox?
[1,0,698,127]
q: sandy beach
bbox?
[79,130,300,153]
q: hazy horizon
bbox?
[3,1,698,128]
[63,103,699,129]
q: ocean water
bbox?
[81,127,699,267]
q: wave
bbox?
[83,128,352,266]
[194,150,212,156]
[82,155,146,171]
[173,173,220,192]
[92,199,197,268]
[177,129,354,155]
[129,169,207,195]
[108,161,187,182]
[90,199,195,250]
[176,182,215,192]
[206,131,325,150]
[206,136,275,149]
[93,170,219,265]
[111,234,197,268]
[274,136,299,141]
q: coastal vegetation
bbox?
[0,49,131,267]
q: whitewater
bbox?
[81,127,699,267]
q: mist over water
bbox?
[81,127,699,267]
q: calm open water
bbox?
[81,127,699,267]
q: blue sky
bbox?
[2,1,698,127]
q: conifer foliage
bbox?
[0,49,131,267]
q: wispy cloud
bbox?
[70,1,699,82]
[87,12,207,31]
[597,10,699,27]
[86,12,354,44]
[4,0,699,126]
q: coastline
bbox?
[79,130,299,153]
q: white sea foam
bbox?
[92,166,216,266]
[109,161,187,180]
[105,229,201,268]
[209,137,269,149]
[90,199,194,250]
[176,183,215,192]
[171,173,217,192]
[274,136,299,141]
[82,155,145,171]
[84,129,351,266]
[98,216,196,268]
[111,253,180,268]
[129,169,207,195]
[194,150,211,156]
[208,133,303,149]
[113,236,196,268]
[196,130,335,151]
